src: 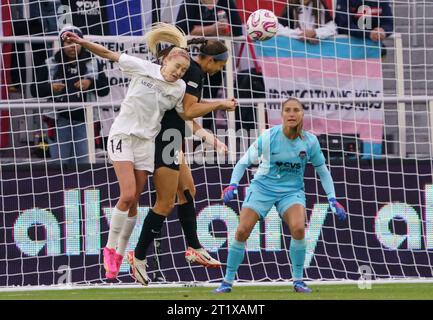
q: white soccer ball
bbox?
[246,9,279,42]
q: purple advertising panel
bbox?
[1,160,433,287]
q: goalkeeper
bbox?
[217,97,347,293]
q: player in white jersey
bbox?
[61,23,192,280]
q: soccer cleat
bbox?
[213,281,232,293]
[185,247,222,268]
[113,252,124,277]
[103,247,118,279]
[106,252,124,280]
[127,251,150,286]
[293,280,312,293]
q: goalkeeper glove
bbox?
[328,198,347,221]
[222,184,238,204]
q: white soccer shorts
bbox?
[107,133,155,173]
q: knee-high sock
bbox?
[290,238,307,281]
[224,240,246,284]
[178,190,201,249]
[106,207,129,249]
[134,209,166,260]
[117,215,137,256]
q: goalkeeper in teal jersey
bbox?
[215,98,347,293]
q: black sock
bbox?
[178,190,201,249]
[134,209,166,260]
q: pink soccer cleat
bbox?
[103,247,118,279]
[112,252,123,277]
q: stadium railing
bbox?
[0,34,428,160]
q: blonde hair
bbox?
[145,23,188,57]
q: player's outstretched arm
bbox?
[183,93,237,119]
[189,120,227,154]
[222,139,260,203]
[61,31,121,62]
[315,164,347,221]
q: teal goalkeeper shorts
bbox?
[241,182,306,220]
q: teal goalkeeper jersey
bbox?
[230,125,327,194]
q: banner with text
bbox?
[1,161,433,286]
[255,36,384,143]
[94,40,151,136]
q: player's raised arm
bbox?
[61,31,121,62]
[183,94,237,119]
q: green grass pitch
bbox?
[1,283,433,300]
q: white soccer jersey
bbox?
[109,53,186,140]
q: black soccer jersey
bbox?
[155,59,205,170]
[159,59,205,139]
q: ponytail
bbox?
[145,23,188,57]
[187,37,208,46]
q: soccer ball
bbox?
[246,9,279,42]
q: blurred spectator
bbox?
[30,25,109,167]
[278,0,337,43]
[7,0,56,94]
[176,0,243,131]
[176,0,243,37]
[29,0,60,36]
[26,1,62,93]
[9,0,26,94]
[335,0,393,56]
[60,0,107,36]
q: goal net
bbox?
[1,0,433,288]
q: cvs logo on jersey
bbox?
[276,161,301,169]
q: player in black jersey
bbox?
[129,39,237,283]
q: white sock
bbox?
[116,215,137,256]
[106,206,129,249]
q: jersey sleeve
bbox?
[182,65,203,100]
[229,136,261,185]
[315,164,336,200]
[118,53,154,77]
[309,134,326,167]
[175,81,187,114]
